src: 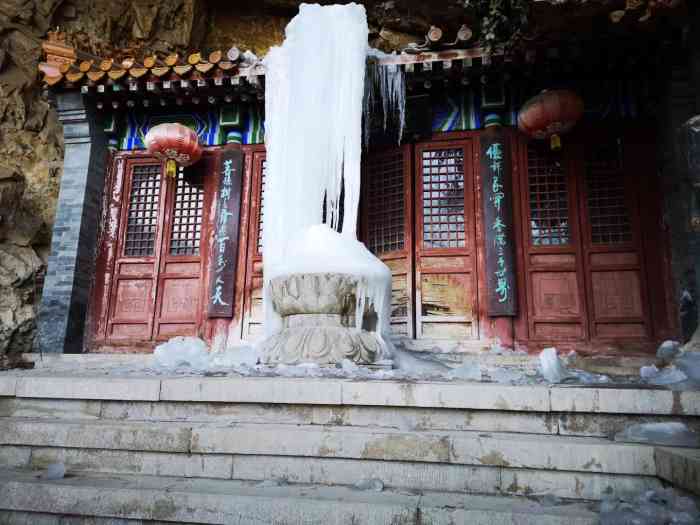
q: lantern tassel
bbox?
[165,159,178,178]
[550,134,562,151]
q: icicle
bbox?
[363,52,406,147]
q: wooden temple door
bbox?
[520,141,589,342]
[414,139,479,340]
[520,130,652,346]
[103,154,212,345]
[576,132,651,342]
[361,145,414,337]
[241,148,267,340]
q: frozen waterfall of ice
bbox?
[261,3,393,352]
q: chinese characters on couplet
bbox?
[485,142,510,305]
[480,127,517,316]
[207,148,243,317]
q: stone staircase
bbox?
[0,369,698,524]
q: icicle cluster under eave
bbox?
[363,52,407,148]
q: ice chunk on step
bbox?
[539,494,562,507]
[656,340,681,366]
[209,345,260,368]
[391,347,450,377]
[676,351,700,384]
[45,462,65,480]
[353,478,384,491]
[447,362,482,381]
[614,422,700,448]
[487,367,530,384]
[153,336,210,370]
[640,364,688,385]
[256,478,287,487]
[340,358,360,375]
[566,369,610,384]
[600,487,699,525]
[539,347,570,383]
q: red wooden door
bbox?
[414,139,479,340]
[241,148,267,340]
[519,130,653,347]
[520,141,589,342]
[101,154,213,345]
[361,145,414,338]
[576,132,651,341]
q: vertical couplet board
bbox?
[414,139,478,340]
[207,145,243,317]
[479,127,517,316]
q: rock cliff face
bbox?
[0,0,424,363]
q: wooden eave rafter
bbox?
[40,34,508,93]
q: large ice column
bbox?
[261,3,393,362]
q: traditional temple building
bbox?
[0,3,699,523]
[35,4,691,357]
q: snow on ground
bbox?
[600,487,700,525]
[614,422,700,448]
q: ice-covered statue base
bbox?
[260,273,383,365]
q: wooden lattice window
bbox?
[421,148,466,249]
[365,149,405,254]
[257,160,267,254]
[527,144,570,246]
[170,169,205,255]
[585,139,632,245]
[124,164,161,257]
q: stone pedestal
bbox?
[260,273,382,365]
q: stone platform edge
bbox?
[0,373,698,415]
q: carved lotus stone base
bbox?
[259,273,382,365]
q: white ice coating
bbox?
[262,4,393,345]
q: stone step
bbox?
[0,469,600,524]
[5,397,698,438]
[2,373,699,416]
[0,418,659,475]
[655,446,700,496]
[0,445,662,501]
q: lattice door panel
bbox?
[256,160,267,254]
[420,148,466,250]
[169,169,205,256]
[362,145,413,338]
[527,144,571,246]
[124,164,161,257]
[584,139,633,245]
[414,140,477,340]
[365,149,406,255]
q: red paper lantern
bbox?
[144,123,202,177]
[517,89,584,150]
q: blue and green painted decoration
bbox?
[430,76,649,134]
[113,76,649,149]
[117,103,265,150]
